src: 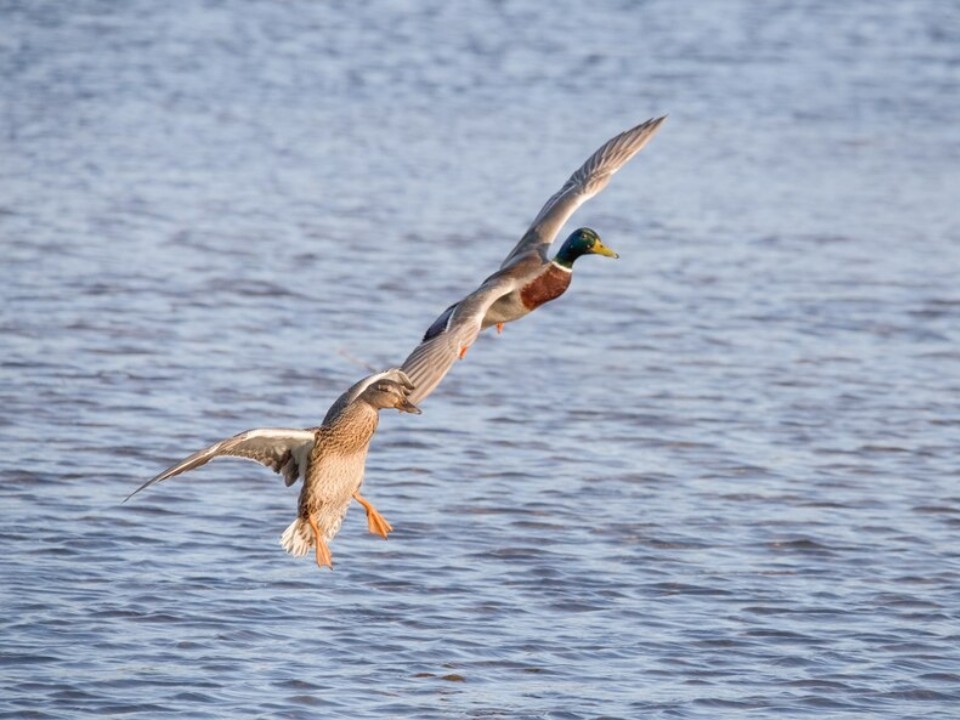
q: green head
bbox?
[553,228,619,269]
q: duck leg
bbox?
[352,492,393,539]
[307,514,333,569]
[496,323,504,334]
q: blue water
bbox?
[2,1,959,718]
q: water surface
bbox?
[2,1,959,718]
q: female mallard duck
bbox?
[125,369,420,569]
[400,115,666,404]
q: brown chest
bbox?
[519,265,573,310]
[314,409,379,456]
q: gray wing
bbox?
[500,115,666,268]
[321,368,415,425]
[400,274,519,404]
[125,427,318,501]
[400,328,465,406]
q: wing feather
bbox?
[501,115,666,268]
[125,427,318,501]
[400,275,519,404]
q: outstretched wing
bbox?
[400,274,519,404]
[125,427,318,501]
[500,115,666,268]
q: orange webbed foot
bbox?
[353,492,394,539]
[316,541,333,570]
[496,323,504,334]
[308,515,334,570]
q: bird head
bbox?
[554,227,619,268]
[360,371,421,415]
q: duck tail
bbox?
[280,517,313,557]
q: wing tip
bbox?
[122,480,153,504]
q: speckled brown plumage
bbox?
[126,369,420,571]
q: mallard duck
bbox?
[125,369,421,570]
[400,115,666,404]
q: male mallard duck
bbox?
[400,115,666,404]
[125,369,420,570]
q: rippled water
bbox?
[3,1,960,718]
